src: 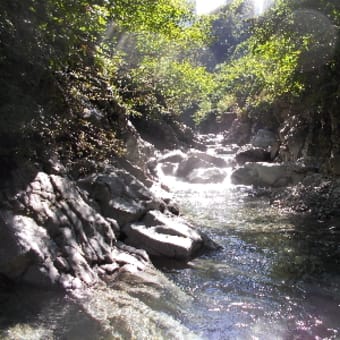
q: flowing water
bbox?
[155,135,340,339]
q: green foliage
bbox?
[213,35,303,119]
[0,0,219,174]
[1,0,339,168]
[193,0,340,127]
[207,0,254,66]
[108,4,215,120]
[127,58,216,115]
[33,115,125,164]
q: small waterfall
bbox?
[155,134,236,193]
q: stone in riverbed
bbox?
[231,162,306,187]
[186,168,226,184]
[176,156,212,178]
[160,162,177,176]
[175,153,227,181]
[158,150,186,164]
[123,210,206,261]
[187,151,228,168]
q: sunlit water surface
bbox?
[156,141,340,339]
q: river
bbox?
[1,136,339,339]
[155,135,340,339]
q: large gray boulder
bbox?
[158,150,186,164]
[123,210,206,261]
[0,171,115,288]
[78,168,161,226]
[251,129,277,148]
[0,211,61,287]
[235,145,271,165]
[187,151,228,168]
[231,162,306,187]
[157,149,228,184]
[176,156,212,178]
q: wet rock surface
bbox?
[0,263,197,340]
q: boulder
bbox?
[123,210,205,261]
[251,129,277,148]
[0,169,158,289]
[279,115,309,161]
[176,156,212,178]
[175,153,227,180]
[187,151,228,168]
[235,146,271,165]
[159,162,177,176]
[231,162,306,187]
[186,168,226,184]
[223,119,251,146]
[78,168,161,226]
[122,120,155,169]
[2,171,123,287]
[158,150,186,164]
[0,211,60,286]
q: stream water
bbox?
[155,135,340,339]
[1,136,339,339]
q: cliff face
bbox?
[223,102,340,177]
[277,107,340,175]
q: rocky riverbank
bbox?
[0,93,222,291]
[1,102,339,337]
[0,151,216,291]
[223,120,340,221]
[270,174,340,220]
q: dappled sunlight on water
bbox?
[156,139,340,339]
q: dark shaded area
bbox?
[131,114,196,150]
[0,285,111,339]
